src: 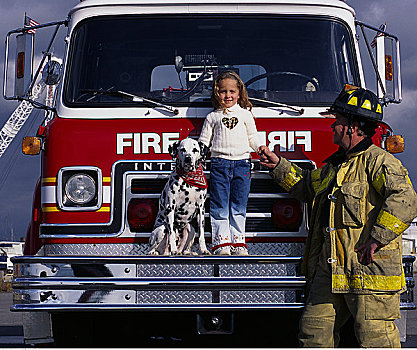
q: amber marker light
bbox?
[385,55,393,81]
[386,135,404,154]
[22,137,42,155]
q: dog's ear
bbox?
[168,140,180,160]
[198,141,209,162]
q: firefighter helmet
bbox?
[328,85,383,122]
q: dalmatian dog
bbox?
[148,137,210,255]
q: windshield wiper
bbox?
[80,89,179,115]
[249,97,304,115]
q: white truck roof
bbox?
[74,0,350,6]
[70,0,355,16]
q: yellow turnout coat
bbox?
[271,140,417,294]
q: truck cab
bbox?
[3,0,409,346]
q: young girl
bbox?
[199,71,263,255]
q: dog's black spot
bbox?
[185,191,189,196]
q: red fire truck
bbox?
[3,0,413,346]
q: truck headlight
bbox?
[57,167,103,211]
[65,174,96,204]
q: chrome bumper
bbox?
[12,255,305,311]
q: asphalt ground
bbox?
[0,292,23,346]
[0,291,417,347]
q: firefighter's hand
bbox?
[258,145,280,169]
[355,237,385,264]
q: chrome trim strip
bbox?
[11,303,305,312]
[129,231,304,237]
[400,302,416,311]
[13,277,306,289]
[12,255,302,264]
[129,231,305,237]
[131,193,290,199]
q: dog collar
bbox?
[176,164,208,189]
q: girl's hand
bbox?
[257,145,267,155]
[258,146,280,169]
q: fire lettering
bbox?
[116,132,179,155]
[268,131,311,152]
[116,131,311,154]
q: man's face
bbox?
[330,113,350,148]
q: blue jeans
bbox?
[209,157,251,249]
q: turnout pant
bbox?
[299,262,401,348]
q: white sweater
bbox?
[199,104,262,160]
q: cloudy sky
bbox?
[0,0,416,241]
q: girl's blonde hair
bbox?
[211,71,253,113]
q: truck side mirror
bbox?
[42,60,62,85]
[375,34,401,103]
[15,33,34,97]
[3,19,67,102]
[356,21,402,105]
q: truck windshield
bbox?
[64,16,358,108]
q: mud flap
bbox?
[23,312,54,345]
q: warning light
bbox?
[385,55,393,81]
[16,52,25,79]
[22,137,41,155]
[386,135,404,154]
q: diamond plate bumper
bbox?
[11,255,305,312]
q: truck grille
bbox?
[128,160,314,234]
[130,177,295,233]
[39,160,313,237]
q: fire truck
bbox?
[3,0,414,346]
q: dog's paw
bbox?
[148,250,159,256]
[200,250,211,255]
[183,250,197,256]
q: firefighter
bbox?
[258,86,417,347]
